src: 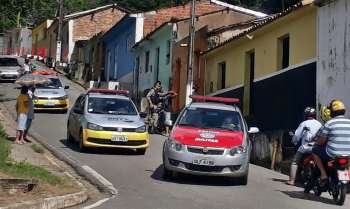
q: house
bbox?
[2,27,32,56]
[315,0,350,117]
[46,4,128,79]
[102,0,245,98]
[203,0,317,132]
[32,19,53,61]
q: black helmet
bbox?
[304,107,316,119]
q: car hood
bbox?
[86,114,144,128]
[171,126,244,148]
[0,66,21,72]
[34,88,66,98]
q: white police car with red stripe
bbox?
[162,96,259,185]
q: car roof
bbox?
[87,93,130,100]
[188,102,239,112]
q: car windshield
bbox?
[0,58,19,67]
[36,78,62,89]
[87,97,138,115]
[178,107,243,132]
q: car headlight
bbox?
[229,146,247,156]
[168,138,183,151]
[135,125,146,133]
[56,95,68,100]
[87,122,104,131]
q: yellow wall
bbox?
[205,5,316,95]
[32,21,47,45]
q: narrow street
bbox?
[0,75,348,209]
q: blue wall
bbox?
[102,17,136,81]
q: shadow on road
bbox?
[34,110,67,114]
[151,164,244,187]
[279,190,335,205]
[59,138,143,156]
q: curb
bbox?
[0,102,117,197]
[0,190,88,209]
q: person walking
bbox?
[23,86,35,142]
[15,86,30,145]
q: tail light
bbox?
[337,158,349,166]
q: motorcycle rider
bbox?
[146,81,176,134]
[312,100,350,186]
[287,107,322,186]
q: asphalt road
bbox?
[1,71,349,209]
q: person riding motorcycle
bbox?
[287,107,322,186]
[312,99,350,186]
[146,81,176,134]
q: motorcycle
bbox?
[289,131,316,185]
[304,156,350,205]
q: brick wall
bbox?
[143,1,225,36]
[73,8,126,42]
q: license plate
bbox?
[193,159,215,166]
[45,101,55,106]
[337,170,350,181]
[111,135,128,142]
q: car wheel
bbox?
[136,148,146,155]
[79,130,87,153]
[66,128,74,144]
[162,164,173,180]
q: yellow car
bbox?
[67,89,149,154]
[33,75,70,113]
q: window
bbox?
[114,45,119,79]
[166,40,171,64]
[244,50,255,116]
[155,47,160,81]
[135,56,140,74]
[217,62,226,90]
[145,51,150,73]
[278,35,290,70]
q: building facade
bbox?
[204,1,317,131]
[32,19,53,60]
[2,27,32,56]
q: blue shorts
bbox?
[312,145,331,162]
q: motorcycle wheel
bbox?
[304,179,313,194]
[333,183,347,206]
[313,185,322,197]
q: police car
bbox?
[67,89,149,154]
[33,71,69,113]
[162,96,259,185]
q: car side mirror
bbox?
[248,127,259,134]
[64,85,70,89]
[139,112,147,118]
[73,108,83,114]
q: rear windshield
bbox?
[178,107,243,132]
[87,97,138,115]
[0,58,19,67]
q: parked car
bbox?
[33,73,69,113]
[67,89,149,154]
[0,55,24,81]
[162,96,259,185]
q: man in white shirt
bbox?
[287,107,322,185]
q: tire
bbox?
[304,180,313,194]
[236,174,248,185]
[333,183,347,206]
[79,130,87,153]
[162,164,173,180]
[136,148,146,155]
[66,128,74,144]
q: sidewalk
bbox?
[0,103,88,208]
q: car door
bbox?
[69,95,83,139]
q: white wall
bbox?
[317,0,350,116]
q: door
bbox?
[69,95,84,139]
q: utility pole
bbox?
[56,0,63,65]
[185,0,196,105]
